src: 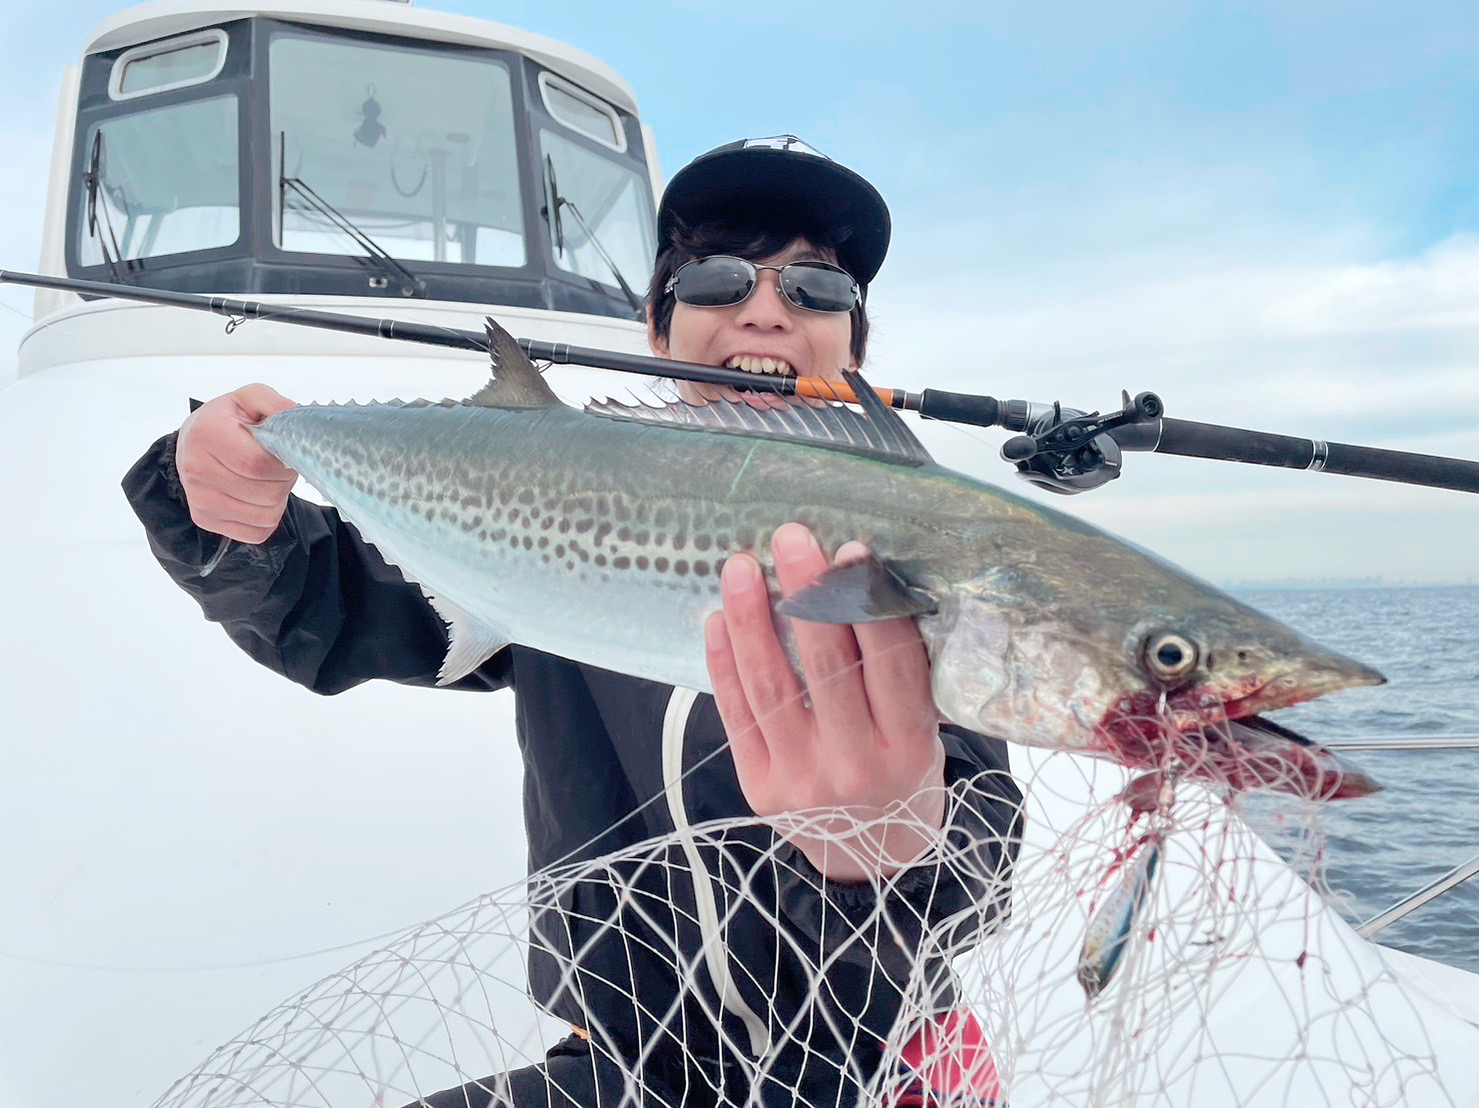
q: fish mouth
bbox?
[1221,715,1383,800]
[1099,660,1386,801]
[1207,656,1386,723]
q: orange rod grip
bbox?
[794,377,898,407]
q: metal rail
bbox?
[1358,853,1479,939]
[1304,734,1479,942]
[1320,735,1479,752]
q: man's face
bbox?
[648,239,857,407]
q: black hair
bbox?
[646,209,870,366]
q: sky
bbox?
[3,0,1479,589]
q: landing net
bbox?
[151,738,1476,1108]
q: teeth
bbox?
[725,355,793,375]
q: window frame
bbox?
[65,17,656,320]
[259,19,538,282]
[108,28,229,102]
[537,70,626,153]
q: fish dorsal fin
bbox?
[583,370,935,466]
[842,368,935,463]
[466,317,562,409]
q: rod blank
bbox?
[6,267,1479,492]
[1144,418,1479,495]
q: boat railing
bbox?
[1321,735,1479,752]
[1317,735,1478,940]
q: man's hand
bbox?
[176,385,298,543]
[705,522,947,882]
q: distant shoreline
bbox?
[1226,579,1478,591]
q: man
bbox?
[123,136,1021,1107]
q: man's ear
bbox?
[646,305,669,358]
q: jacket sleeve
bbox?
[775,726,1024,980]
[121,430,509,695]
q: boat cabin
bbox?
[56,0,658,319]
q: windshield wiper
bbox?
[83,130,135,284]
[544,154,643,319]
[279,136,424,297]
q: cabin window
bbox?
[268,32,525,268]
[538,73,624,151]
[111,30,228,99]
[77,95,240,264]
[540,129,653,297]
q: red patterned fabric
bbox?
[889,1009,1002,1108]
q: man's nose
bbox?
[734,273,792,329]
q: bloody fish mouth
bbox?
[1098,679,1382,802]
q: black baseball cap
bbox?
[655,135,891,286]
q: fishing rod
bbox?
[6,267,1479,496]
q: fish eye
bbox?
[1142,631,1199,686]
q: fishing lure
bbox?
[1077,835,1163,1000]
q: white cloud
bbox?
[871,233,1479,428]
[866,233,1479,584]
[1271,236,1479,337]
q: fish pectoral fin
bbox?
[776,555,938,624]
[423,590,512,685]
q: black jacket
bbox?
[123,431,1023,1106]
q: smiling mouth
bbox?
[726,354,794,376]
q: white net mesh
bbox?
[148,723,1477,1108]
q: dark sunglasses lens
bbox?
[779,264,858,313]
[674,257,754,307]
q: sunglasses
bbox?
[665,255,860,314]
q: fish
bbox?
[249,318,1384,799]
[1077,838,1163,999]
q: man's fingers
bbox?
[719,552,809,741]
[833,540,937,744]
[232,383,297,423]
[705,612,770,788]
[178,445,294,501]
[177,386,300,544]
[770,524,871,731]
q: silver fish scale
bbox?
[251,400,981,687]
[249,390,1381,759]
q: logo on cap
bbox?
[742,135,828,159]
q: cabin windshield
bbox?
[269,30,525,268]
[68,18,656,316]
[541,128,653,296]
[78,95,240,264]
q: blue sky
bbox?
[3,0,1479,582]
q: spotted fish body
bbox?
[250,320,1383,796]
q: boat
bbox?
[2,3,1477,1106]
[1,2,653,1101]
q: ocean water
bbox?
[1230,585,1479,974]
